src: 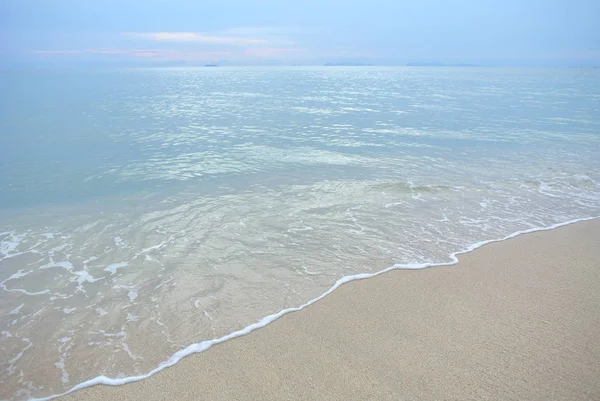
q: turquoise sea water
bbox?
[1,67,599,400]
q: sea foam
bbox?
[30,215,599,401]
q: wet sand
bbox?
[63,218,600,401]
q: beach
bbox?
[59,218,600,401]
[3,1,600,397]
[3,67,600,400]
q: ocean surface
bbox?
[1,66,599,400]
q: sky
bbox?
[1,0,599,66]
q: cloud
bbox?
[31,49,233,60]
[123,26,303,47]
[30,47,380,63]
[125,32,268,46]
[30,27,314,62]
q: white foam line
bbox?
[31,215,600,401]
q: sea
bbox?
[1,66,599,400]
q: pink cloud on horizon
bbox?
[125,32,268,46]
[28,47,322,62]
[29,27,317,62]
[30,49,234,60]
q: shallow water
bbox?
[1,67,599,400]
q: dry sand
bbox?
[64,219,600,401]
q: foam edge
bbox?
[31,215,600,401]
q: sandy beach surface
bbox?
[63,218,600,401]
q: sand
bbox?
[63,218,600,401]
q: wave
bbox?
[31,215,599,401]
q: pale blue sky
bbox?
[1,0,599,65]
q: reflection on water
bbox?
[1,67,599,400]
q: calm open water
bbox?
[1,67,599,400]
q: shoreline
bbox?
[46,216,600,401]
